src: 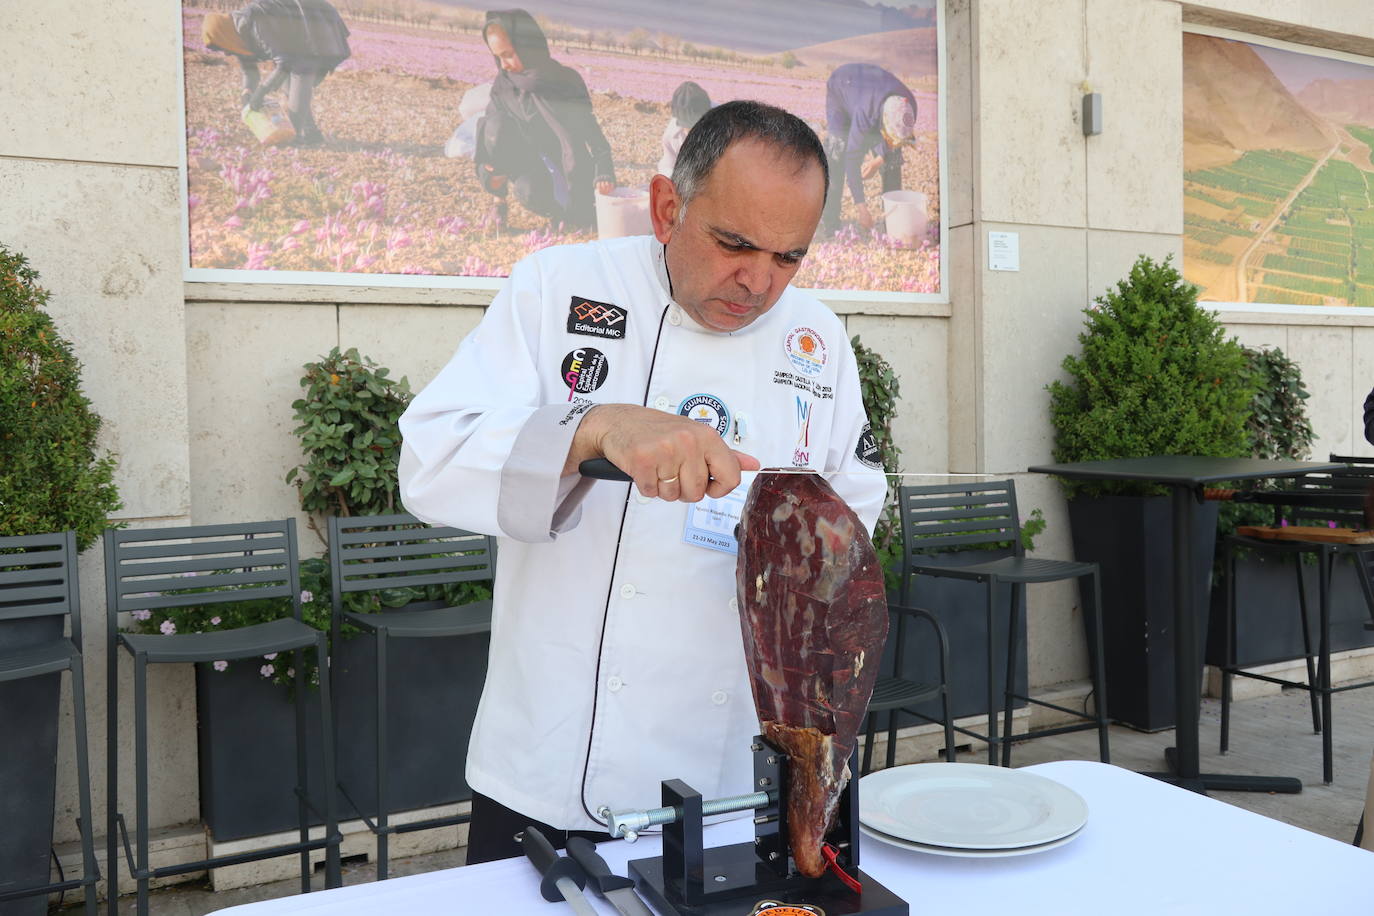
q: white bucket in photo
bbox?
[881,190,928,246]
[595,188,653,240]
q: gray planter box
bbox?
[1206,551,1374,668]
[890,548,1029,727]
[197,630,489,842]
[1067,494,1219,732]
[0,616,63,916]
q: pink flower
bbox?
[264,652,278,660]
[132,609,152,621]
[210,616,222,625]
[160,620,177,635]
[260,664,275,678]
[300,590,314,603]
[213,660,228,672]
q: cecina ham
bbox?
[736,469,888,878]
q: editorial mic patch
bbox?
[567,296,627,340]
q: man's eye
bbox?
[777,254,801,266]
[718,240,745,252]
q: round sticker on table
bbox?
[784,327,828,377]
[561,347,610,397]
[678,393,730,437]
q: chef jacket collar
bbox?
[653,241,784,338]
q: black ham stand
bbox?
[626,736,907,916]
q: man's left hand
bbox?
[596,180,614,195]
[861,154,883,180]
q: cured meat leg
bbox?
[736,469,888,878]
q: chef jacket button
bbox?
[728,597,738,612]
[711,690,728,705]
[653,396,671,410]
[620,583,637,599]
[668,308,682,326]
[608,676,624,692]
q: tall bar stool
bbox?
[328,512,493,879]
[0,531,98,913]
[105,520,341,914]
[897,480,1110,766]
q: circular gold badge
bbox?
[749,902,826,916]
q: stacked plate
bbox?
[857,763,1089,858]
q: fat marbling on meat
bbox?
[736,468,888,878]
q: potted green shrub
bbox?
[1047,254,1256,729]
[0,243,121,912]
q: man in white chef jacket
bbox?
[399,100,888,863]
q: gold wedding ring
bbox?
[658,475,679,485]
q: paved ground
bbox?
[90,680,1372,914]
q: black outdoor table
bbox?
[1027,456,1346,794]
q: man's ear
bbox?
[649,174,680,244]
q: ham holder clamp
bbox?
[583,461,908,916]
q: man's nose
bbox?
[736,260,770,298]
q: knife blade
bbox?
[565,837,655,916]
[521,826,598,916]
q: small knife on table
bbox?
[565,837,655,916]
[521,826,598,916]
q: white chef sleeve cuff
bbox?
[497,402,596,542]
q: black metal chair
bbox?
[105,520,341,914]
[328,512,494,879]
[861,603,958,774]
[1219,459,1374,784]
[0,531,98,913]
[896,480,1110,766]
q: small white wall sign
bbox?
[989,231,1020,271]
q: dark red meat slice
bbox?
[736,469,887,878]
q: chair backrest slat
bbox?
[898,480,1023,563]
[329,514,495,603]
[0,531,80,639]
[105,521,301,619]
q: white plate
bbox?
[858,822,1084,858]
[859,762,1088,850]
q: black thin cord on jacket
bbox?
[579,303,673,825]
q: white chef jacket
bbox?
[399,234,887,831]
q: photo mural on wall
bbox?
[1184,31,1374,307]
[181,0,944,296]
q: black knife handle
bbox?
[579,458,632,482]
[521,825,587,902]
[564,837,635,894]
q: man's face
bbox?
[651,139,825,333]
[485,25,523,73]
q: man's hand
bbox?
[596,179,614,195]
[565,404,760,502]
[860,153,883,180]
[855,202,875,230]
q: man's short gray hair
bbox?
[670,100,828,214]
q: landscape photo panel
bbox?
[1184,31,1374,307]
[182,0,943,294]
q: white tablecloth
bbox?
[211,761,1372,915]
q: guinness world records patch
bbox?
[678,393,730,437]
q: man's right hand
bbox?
[565,404,760,502]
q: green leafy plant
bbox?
[1048,254,1256,499]
[0,243,122,548]
[286,347,413,545]
[1217,345,1315,545]
[852,334,902,557]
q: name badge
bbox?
[682,485,747,555]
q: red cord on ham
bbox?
[736,469,888,878]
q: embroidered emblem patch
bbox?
[561,347,610,400]
[678,393,730,438]
[566,296,627,340]
[783,326,827,377]
[855,422,882,469]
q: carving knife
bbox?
[521,826,598,916]
[565,837,655,916]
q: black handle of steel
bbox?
[579,458,632,482]
[521,825,587,902]
[564,836,635,895]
